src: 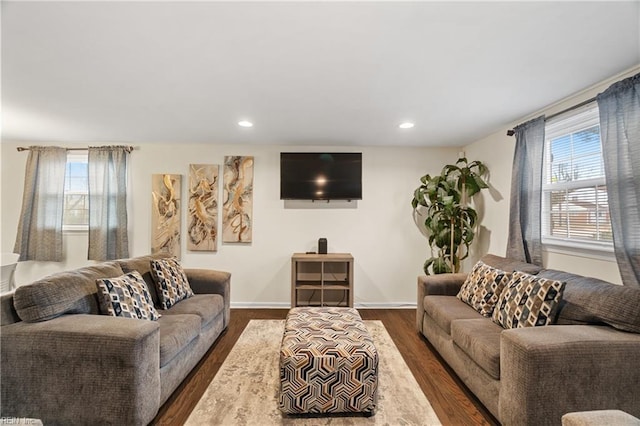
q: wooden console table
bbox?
[290,253,354,307]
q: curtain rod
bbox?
[16,146,134,153]
[506,96,597,136]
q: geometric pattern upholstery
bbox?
[279,307,378,415]
[95,271,160,321]
[492,270,565,329]
[457,260,511,317]
[150,258,194,309]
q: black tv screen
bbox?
[280,152,362,200]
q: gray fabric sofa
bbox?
[417,254,640,426]
[0,254,231,425]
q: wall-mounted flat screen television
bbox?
[280,152,362,200]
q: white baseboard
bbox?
[231,302,291,309]
[230,302,417,309]
[355,302,417,309]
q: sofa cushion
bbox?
[481,254,542,275]
[117,253,171,307]
[1,292,20,326]
[451,318,503,380]
[423,295,481,335]
[539,269,640,334]
[492,271,565,329]
[457,260,511,317]
[14,262,124,323]
[95,271,160,321]
[159,294,224,328]
[151,258,194,310]
[157,314,201,367]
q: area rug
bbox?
[186,320,442,425]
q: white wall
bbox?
[5,68,637,300]
[463,65,640,285]
[1,142,458,307]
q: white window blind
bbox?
[63,153,89,229]
[542,102,612,249]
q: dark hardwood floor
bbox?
[151,309,499,426]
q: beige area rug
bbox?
[186,320,442,425]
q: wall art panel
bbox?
[222,156,254,243]
[188,164,219,251]
[151,173,181,258]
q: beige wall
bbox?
[1,141,458,306]
[463,65,640,284]
[3,67,638,303]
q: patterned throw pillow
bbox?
[492,271,565,329]
[150,258,194,309]
[457,260,511,317]
[96,271,160,321]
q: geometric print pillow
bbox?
[492,271,565,329]
[95,271,160,321]
[457,260,511,317]
[150,258,194,310]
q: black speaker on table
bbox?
[318,238,327,254]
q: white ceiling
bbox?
[2,1,639,147]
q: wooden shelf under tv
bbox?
[291,253,354,308]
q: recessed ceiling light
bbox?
[238,120,253,128]
[399,122,415,129]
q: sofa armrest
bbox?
[416,273,467,331]
[1,314,160,425]
[500,325,640,426]
[185,268,231,328]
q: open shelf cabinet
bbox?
[291,253,354,308]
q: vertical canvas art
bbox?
[188,164,219,251]
[151,174,181,258]
[222,156,254,243]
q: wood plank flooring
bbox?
[151,309,499,426]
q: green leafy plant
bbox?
[411,157,489,275]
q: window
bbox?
[542,103,612,251]
[63,153,89,229]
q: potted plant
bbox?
[411,157,488,274]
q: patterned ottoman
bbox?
[278,307,378,416]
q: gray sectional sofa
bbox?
[417,254,640,426]
[0,254,231,425]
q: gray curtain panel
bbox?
[506,116,545,266]
[597,72,640,287]
[13,146,67,261]
[88,146,130,261]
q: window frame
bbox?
[63,152,89,232]
[541,102,614,258]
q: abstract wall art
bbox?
[188,164,219,251]
[222,156,254,243]
[151,173,181,258]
